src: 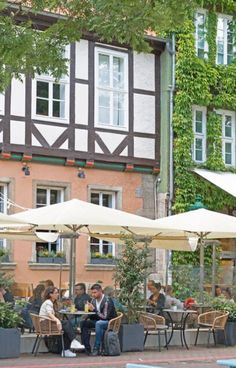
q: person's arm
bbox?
[156,294,165,310]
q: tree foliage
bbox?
[0,0,198,92]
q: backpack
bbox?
[44,335,62,354]
[103,330,121,356]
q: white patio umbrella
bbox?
[0,213,31,226]
[0,230,59,243]
[153,208,236,299]
[10,198,198,294]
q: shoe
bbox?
[70,339,85,350]
[84,347,91,355]
[61,349,76,358]
[91,347,100,356]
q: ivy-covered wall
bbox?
[173,1,236,213]
[171,1,236,282]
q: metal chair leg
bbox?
[164,330,168,350]
[143,330,148,346]
[158,331,161,352]
[34,336,42,356]
[194,327,200,345]
[212,329,216,345]
[32,335,39,354]
[61,335,65,357]
[207,329,211,348]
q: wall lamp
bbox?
[22,163,30,176]
[77,168,85,179]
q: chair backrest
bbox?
[108,312,123,333]
[213,311,229,330]
[198,310,229,330]
[30,313,63,336]
[139,312,165,330]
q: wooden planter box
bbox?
[53,257,66,264]
[37,257,54,263]
[0,328,21,358]
[91,258,115,265]
[118,323,144,352]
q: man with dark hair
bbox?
[0,285,15,305]
[74,283,90,311]
[80,283,117,356]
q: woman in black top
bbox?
[147,282,165,313]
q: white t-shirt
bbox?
[39,299,54,318]
[95,295,104,312]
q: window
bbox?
[32,76,69,122]
[95,47,128,129]
[0,184,7,248]
[218,110,236,166]
[36,187,64,258]
[217,16,234,65]
[195,11,207,58]
[193,107,206,163]
[90,191,116,257]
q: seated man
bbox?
[80,283,117,356]
[74,283,91,311]
[0,285,15,305]
[164,285,183,309]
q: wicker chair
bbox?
[30,313,65,356]
[108,312,123,333]
[139,312,169,351]
[194,310,229,347]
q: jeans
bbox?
[81,319,109,350]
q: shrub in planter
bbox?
[211,297,236,346]
[114,236,152,351]
[0,302,22,358]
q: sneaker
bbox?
[61,349,76,358]
[70,339,85,350]
[91,347,100,356]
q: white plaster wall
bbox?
[34,124,66,146]
[11,78,25,116]
[97,132,126,153]
[75,129,88,151]
[75,84,88,125]
[133,137,155,159]
[134,94,155,134]
[75,40,89,80]
[133,52,155,91]
[10,121,25,144]
[95,142,104,154]
[0,94,4,115]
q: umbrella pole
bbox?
[212,243,216,297]
[199,235,204,303]
[69,236,77,298]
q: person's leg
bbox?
[80,319,96,352]
[94,320,108,351]
[61,320,76,341]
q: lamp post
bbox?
[188,195,207,302]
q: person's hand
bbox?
[87,302,95,311]
[56,319,62,330]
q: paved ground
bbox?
[0,345,236,368]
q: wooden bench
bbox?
[217,360,236,367]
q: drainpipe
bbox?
[166,33,176,286]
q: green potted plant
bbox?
[54,251,66,264]
[114,236,152,352]
[0,248,10,263]
[91,252,115,265]
[37,249,55,263]
[211,297,236,346]
[0,302,22,358]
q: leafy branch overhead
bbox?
[0,0,198,92]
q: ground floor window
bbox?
[90,191,116,260]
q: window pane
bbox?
[91,193,99,205]
[53,84,65,100]
[225,115,232,137]
[113,57,124,89]
[225,143,232,164]
[36,189,47,208]
[53,101,60,117]
[195,138,203,161]
[102,194,113,208]
[99,54,110,87]
[50,190,61,205]
[113,93,124,126]
[37,81,49,98]
[195,110,203,133]
[102,241,113,254]
[0,186,5,213]
[36,99,49,116]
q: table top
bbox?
[59,309,95,316]
[163,308,197,314]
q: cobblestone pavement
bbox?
[0,346,235,368]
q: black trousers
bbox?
[80,319,96,350]
[61,320,76,350]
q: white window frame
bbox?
[192,106,207,163]
[94,46,129,131]
[216,109,236,166]
[36,187,65,254]
[0,184,8,248]
[195,10,208,59]
[90,190,116,257]
[216,14,234,65]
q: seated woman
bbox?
[21,284,46,330]
[147,282,165,314]
[39,286,85,358]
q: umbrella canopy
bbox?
[153,208,236,238]
[0,230,59,243]
[0,212,30,226]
